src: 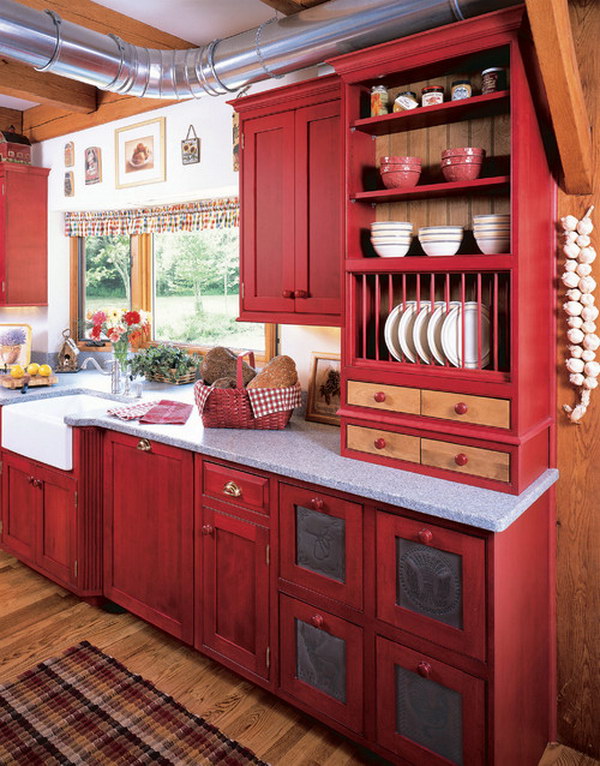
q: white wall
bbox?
[14,69,340,383]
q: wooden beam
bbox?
[0,108,23,133]
[258,0,330,15]
[525,0,593,194]
[0,59,96,113]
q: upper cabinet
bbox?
[233,75,343,326]
[0,164,49,306]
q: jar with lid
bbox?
[421,86,444,107]
[370,85,389,116]
[451,80,472,101]
[481,67,507,94]
[393,91,419,112]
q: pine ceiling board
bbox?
[0,108,23,133]
[0,60,96,113]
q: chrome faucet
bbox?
[79,356,121,394]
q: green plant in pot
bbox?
[130,344,202,385]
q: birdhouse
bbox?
[56,329,80,372]
[0,127,32,165]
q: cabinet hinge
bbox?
[74,560,78,578]
[266,646,270,669]
[0,520,3,536]
[0,460,3,475]
[241,282,245,299]
[265,544,270,566]
[74,491,78,509]
[241,132,245,151]
[1,281,5,294]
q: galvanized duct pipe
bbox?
[0,0,517,99]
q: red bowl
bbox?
[380,155,421,166]
[441,162,483,182]
[442,146,485,159]
[441,156,484,166]
[380,163,422,174]
[381,167,421,188]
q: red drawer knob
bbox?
[374,438,386,450]
[417,661,432,678]
[374,391,386,403]
[294,289,308,299]
[310,497,324,511]
[418,528,433,545]
[455,453,469,467]
[202,524,214,536]
[454,402,468,415]
[311,614,324,629]
[282,289,293,298]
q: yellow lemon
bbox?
[10,365,24,379]
[26,363,39,376]
[38,364,52,377]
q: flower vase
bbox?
[112,338,132,396]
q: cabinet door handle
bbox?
[223,480,242,498]
[294,289,308,299]
[34,479,43,489]
[417,528,433,545]
[137,438,152,452]
[454,452,469,467]
[417,661,432,678]
[27,475,34,484]
[374,391,386,403]
[202,524,214,535]
[310,497,324,511]
[311,614,324,629]
[282,289,293,299]
[454,402,468,415]
[374,437,386,450]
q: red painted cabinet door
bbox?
[1,453,37,562]
[0,165,49,306]
[376,637,485,766]
[36,464,76,586]
[279,483,363,609]
[293,100,342,318]
[241,111,296,315]
[376,511,486,661]
[279,594,363,734]
[199,508,270,678]
[104,434,194,643]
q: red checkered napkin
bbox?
[139,400,193,425]
[106,401,157,420]
[246,382,302,418]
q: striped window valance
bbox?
[64,197,239,237]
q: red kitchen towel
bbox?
[138,399,193,425]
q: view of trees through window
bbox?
[153,230,263,350]
[81,235,131,337]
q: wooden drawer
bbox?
[203,461,269,515]
[422,438,510,482]
[347,380,420,415]
[421,390,510,429]
[346,424,420,463]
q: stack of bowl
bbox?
[473,214,510,253]
[418,225,464,256]
[441,147,485,182]
[371,221,413,257]
[379,155,421,189]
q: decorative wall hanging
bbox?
[114,117,166,189]
[306,352,341,426]
[0,324,32,367]
[0,127,32,165]
[181,125,200,165]
[56,328,80,372]
[64,141,74,167]
[232,112,240,172]
[64,171,74,197]
[84,146,102,185]
[561,205,599,423]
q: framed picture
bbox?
[64,171,74,197]
[181,125,200,165]
[115,117,166,189]
[64,141,74,167]
[306,352,341,426]
[84,146,102,185]
[0,323,32,368]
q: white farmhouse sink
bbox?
[2,394,111,471]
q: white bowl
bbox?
[474,236,510,254]
[371,238,412,246]
[473,226,510,233]
[373,241,410,257]
[419,234,463,240]
[473,214,510,223]
[420,240,462,256]
[419,225,464,234]
[371,221,413,230]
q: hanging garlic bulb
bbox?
[570,372,585,386]
[566,357,585,373]
[583,333,600,351]
[579,276,597,293]
[582,349,596,362]
[576,234,591,248]
[581,295,596,308]
[567,328,585,344]
[579,247,597,264]
[582,321,597,334]
[564,243,580,259]
[568,316,584,329]
[584,377,599,390]
[567,288,583,301]
[582,305,599,321]
[564,300,584,316]
[561,215,578,231]
[584,360,600,377]
[569,345,584,358]
[577,263,593,277]
[577,216,594,236]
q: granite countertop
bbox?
[0,371,558,533]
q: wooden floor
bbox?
[0,550,598,766]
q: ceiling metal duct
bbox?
[0,0,518,100]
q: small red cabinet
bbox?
[198,507,270,679]
[0,164,49,306]
[103,433,194,643]
[234,75,342,327]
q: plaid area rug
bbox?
[0,641,269,765]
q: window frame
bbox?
[69,233,276,363]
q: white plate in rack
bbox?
[427,302,459,366]
[383,304,405,362]
[441,302,491,369]
[397,301,419,363]
[412,302,445,364]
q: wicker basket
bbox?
[194,351,298,430]
[147,369,197,385]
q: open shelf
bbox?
[351,175,510,203]
[346,255,513,272]
[352,91,510,136]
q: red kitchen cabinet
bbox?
[0,164,49,306]
[103,433,194,643]
[198,507,270,679]
[233,75,342,326]
[1,453,38,562]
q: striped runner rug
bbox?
[0,641,269,765]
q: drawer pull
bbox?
[417,661,432,679]
[223,480,242,498]
[374,391,386,403]
[294,289,308,299]
[311,614,324,629]
[282,289,293,298]
[374,437,386,450]
[454,402,469,415]
[455,453,469,467]
[137,438,152,452]
[417,528,433,545]
[310,497,324,511]
[202,524,214,536]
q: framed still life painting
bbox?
[115,117,166,189]
[306,352,341,426]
